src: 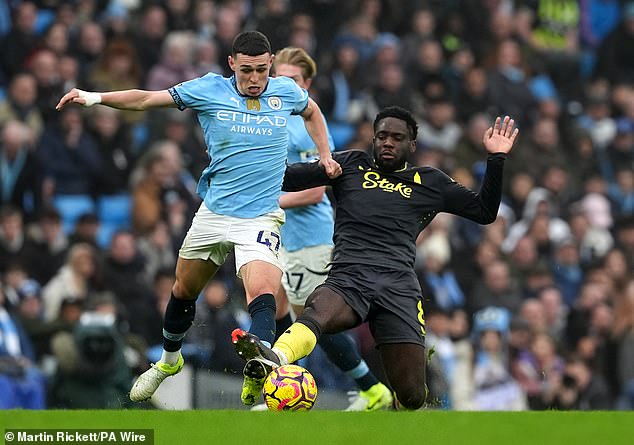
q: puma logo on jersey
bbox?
[362,171,412,198]
[230,97,240,107]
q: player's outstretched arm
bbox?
[301,98,342,179]
[482,115,519,154]
[439,115,518,225]
[56,88,177,112]
[282,160,331,192]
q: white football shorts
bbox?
[281,244,333,306]
[179,203,285,277]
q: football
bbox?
[262,364,318,411]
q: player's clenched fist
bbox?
[56,88,102,111]
[319,156,342,179]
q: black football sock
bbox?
[163,294,196,352]
[248,293,276,346]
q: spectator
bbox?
[611,279,634,408]
[187,280,247,373]
[0,206,40,276]
[42,22,69,57]
[136,221,176,288]
[145,31,198,91]
[567,206,614,266]
[522,0,581,98]
[607,167,634,218]
[595,3,634,83]
[0,283,46,409]
[551,356,613,410]
[520,299,548,336]
[417,94,462,154]
[369,63,421,117]
[131,140,197,241]
[468,260,523,316]
[486,38,537,129]
[72,22,106,85]
[512,332,565,410]
[503,187,571,255]
[452,113,492,171]
[132,5,168,82]
[576,89,616,151]
[101,230,158,346]
[156,108,206,179]
[67,213,100,248]
[538,286,568,342]
[508,117,568,181]
[0,2,38,79]
[88,39,143,125]
[417,230,465,313]
[37,106,103,196]
[13,278,75,359]
[41,242,96,321]
[27,49,64,123]
[0,120,44,219]
[29,208,68,285]
[252,0,292,52]
[551,237,584,307]
[603,248,630,293]
[0,72,44,142]
[86,106,135,195]
[468,307,527,411]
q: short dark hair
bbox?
[374,106,418,140]
[232,31,272,57]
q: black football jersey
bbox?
[283,150,506,271]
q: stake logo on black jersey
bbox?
[361,171,413,198]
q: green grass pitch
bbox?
[2,410,634,445]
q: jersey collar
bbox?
[230,75,271,98]
[371,157,409,172]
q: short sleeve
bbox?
[168,73,218,112]
[288,81,309,115]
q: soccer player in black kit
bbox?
[232,106,519,409]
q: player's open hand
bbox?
[56,88,101,111]
[320,156,342,178]
[483,116,519,154]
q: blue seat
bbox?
[97,194,131,226]
[96,194,132,247]
[329,123,356,150]
[52,195,95,234]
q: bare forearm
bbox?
[280,187,325,209]
[303,100,332,160]
[100,89,175,111]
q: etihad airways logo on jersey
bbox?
[362,171,412,198]
[217,110,287,136]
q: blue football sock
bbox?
[319,333,379,391]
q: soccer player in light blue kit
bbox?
[56,31,341,403]
[258,47,393,410]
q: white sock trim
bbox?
[160,349,181,365]
[272,348,288,365]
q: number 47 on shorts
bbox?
[257,231,281,254]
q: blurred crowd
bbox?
[0,0,633,410]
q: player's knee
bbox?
[172,279,198,300]
[395,387,426,410]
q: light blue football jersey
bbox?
[169,73,309,218]
[280,115,335,252]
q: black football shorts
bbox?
[318,263,426,347]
